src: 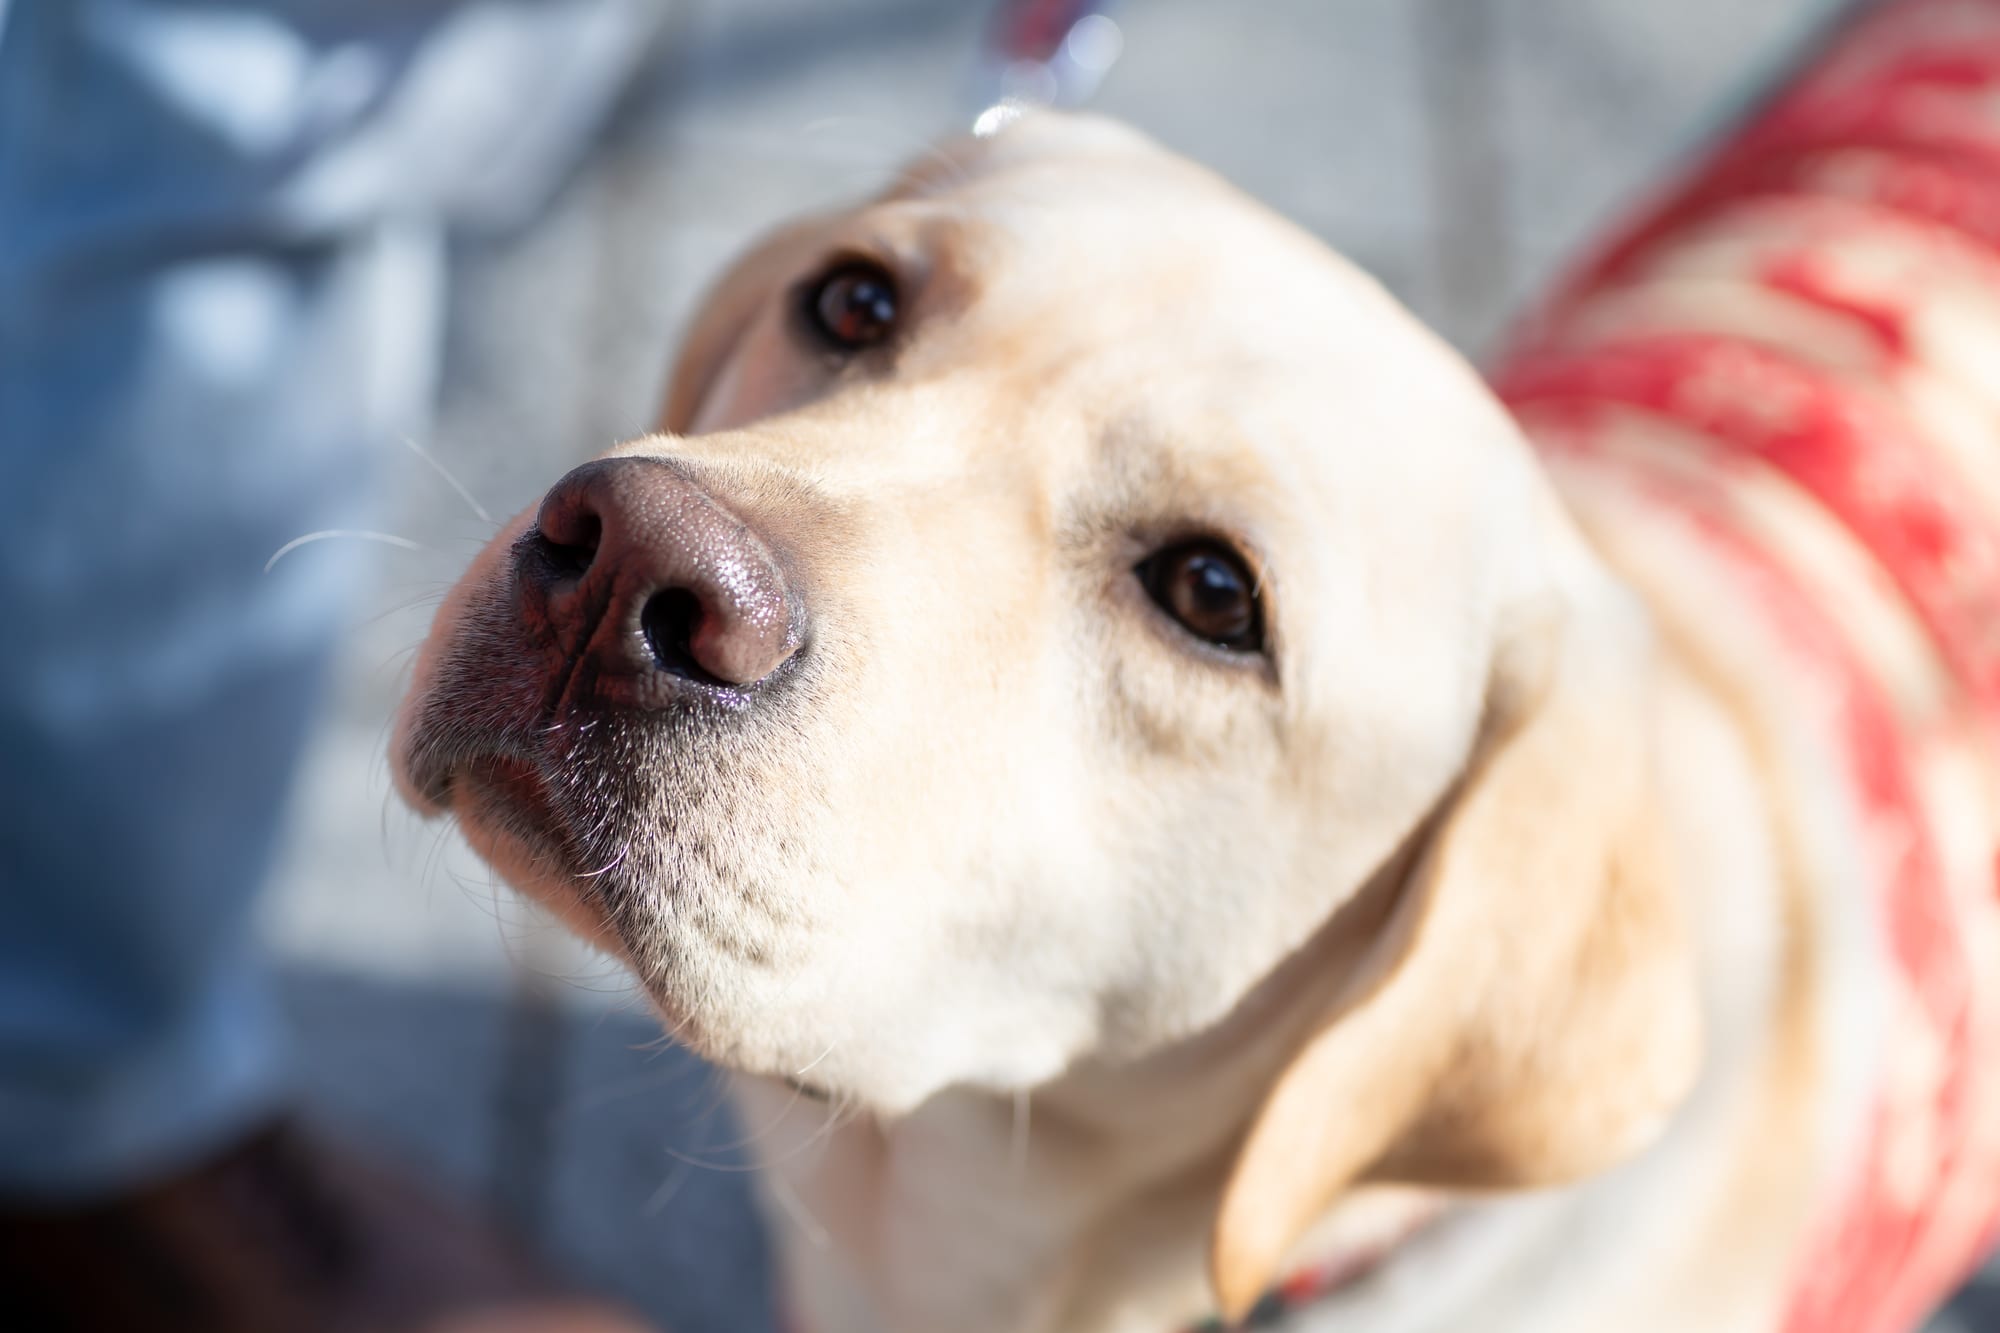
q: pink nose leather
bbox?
[525,457,797,696]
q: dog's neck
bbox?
[736,861,1397,1333]
[738,669,1809,1333]
[744,892,1352,1328]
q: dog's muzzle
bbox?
[396,451,809,828]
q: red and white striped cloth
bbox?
[1495,2,2000,1327]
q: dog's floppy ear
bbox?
[1210,571,1701,1319]
[660,219,823,434]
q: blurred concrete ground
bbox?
[257,0,2000,1328]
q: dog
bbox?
[394,2,2000,1328]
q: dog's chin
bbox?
[445,763,636,959]
[438,761,874,1093]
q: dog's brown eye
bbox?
[1138,541,1264,653]
[805,260,899,351]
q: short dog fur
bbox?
[396,50,2000,1333]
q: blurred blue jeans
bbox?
[0,0,660,1196]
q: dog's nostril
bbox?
[535,514,600,580]
[641,587,718,684]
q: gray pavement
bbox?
[258,1,2000,1327]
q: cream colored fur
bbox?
[396,114,1906,1332]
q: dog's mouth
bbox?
[453,755,566,845]
[422,752,591,881]
[436,750,640,956]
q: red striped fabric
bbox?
[1495,2,2000,1327]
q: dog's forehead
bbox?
[905,133,1374,342]
[872,118,1482,429]
[867,124,1509,510]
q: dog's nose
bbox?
[522,457,798,697]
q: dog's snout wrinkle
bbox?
[522,457,800,705]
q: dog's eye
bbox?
[804,259,899,351]
[1138,541,1264,653]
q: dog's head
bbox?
[395,113,1698,1315]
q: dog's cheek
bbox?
[768,690,1111,1100]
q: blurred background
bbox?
[43,0,1988,1327]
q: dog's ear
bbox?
[1210,572,1701,1320]
[660,220,822,434]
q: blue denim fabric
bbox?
[0,0,658,1196]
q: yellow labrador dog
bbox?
[395,8,2000,1329]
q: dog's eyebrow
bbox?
[1055,411,1286,555]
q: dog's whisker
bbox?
[804,1087,864,1158]
[543,967,638,997]
[578,842,631,879]
[400,435,496,525]
[679,1073,868,1178]
[767,1172,832,1251]
[377,788,402,866]
[357,590,449,633]
[630,1030,681,1055]
[640,1160,693,1218]
[264,529,424,573]
[737,1090,855,1183]
[690,1062,739,1126]
[735,1083,811,1154]
[415,817,453,892]
[655,1142,763,1175]
[792,1040,839,1080]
